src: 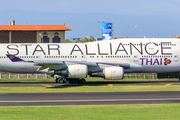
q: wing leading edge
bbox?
[6,54,130,71]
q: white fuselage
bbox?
[0,38,179,74]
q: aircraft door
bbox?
[35,52,44,60]
[133,53,139,62]
[0,57,5,71]
[147,39,154,49]
[81,55,86,62]
[174,52,179,62]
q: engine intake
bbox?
[54,65,88,78]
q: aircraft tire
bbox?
[81,78,86,84]
[66,78,72,83]
[77,78,86,84]
[55,78,59,83]
[65,80,69,83]
[63,78,67,83]
[59,79,64,83]
[56,77,64,83]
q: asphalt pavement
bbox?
[0,91,180,106]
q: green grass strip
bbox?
[0,104,180,120]
[0,78,55,82]
[0,85,180,93]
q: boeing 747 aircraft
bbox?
[2,38,180,83]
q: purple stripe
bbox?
[6,55,24,62]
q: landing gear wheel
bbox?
[78,78,86,84]
[55,78,59,83]
[64,78,69,83]
[63,78,68,83]
[55,77,64,83]
[68,79,76,83]
[59,79,64,83]
[81,79,86,84]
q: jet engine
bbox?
[103,67,124,80]
[91,67,124,80]
[54,64,88,78]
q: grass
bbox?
[0,85,180,93]
[0,78,179,93]
[119,78,179,81]
[0,78,55,82]
[0,78,178,82]
[0,104,180,120]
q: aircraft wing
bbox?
[6,54,130,71]
[6,54,65,71]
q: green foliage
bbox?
[76,36,96,43]
[77,35,96,43]
[65,39,71,43]
[65,36,96,43]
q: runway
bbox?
[0,81,180,87]
[1,91,180,106]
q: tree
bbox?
[75,35,96,43]
[89,35,96,42]
[65,39,71,43]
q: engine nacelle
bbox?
[103,67,124,80]
[90,67,124,80]
[68,65,88,78]
[54,65,88,78]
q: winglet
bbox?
[6,54,24,62]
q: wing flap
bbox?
[37,66,48,71]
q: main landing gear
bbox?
[55,77,86,84]
[55,77,65,83]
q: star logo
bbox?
[9,55,14,60]
[164,58,172,66]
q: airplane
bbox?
[1,38,180,83]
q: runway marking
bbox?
[165,84,172,86]
[41,84,53,87]
[0,98,180,103]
